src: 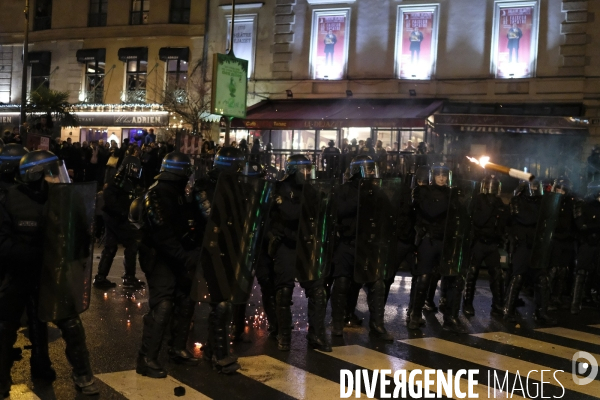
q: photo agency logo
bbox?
[572,351,598,386]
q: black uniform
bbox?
[322,146,341,178]
[463,193,508,316]
[548,195,577,309]
[136,178,200,378]
[0,183,97,396]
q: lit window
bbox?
[131,0,150,25]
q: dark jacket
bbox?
[472,193,508,243]
[414,185,450,240]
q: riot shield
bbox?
[440,180,478,276]
[354,178,403,283]
[295,180,336,283]
[193,172,273,304]
[530,192,563,269]
[38,182,96,322]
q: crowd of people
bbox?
[1,133,600,398]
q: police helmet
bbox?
[429,163,452,186]
[586,180,600,200]
[114,156,143,190]
[158,151,193,181]
[515,179,544,197]
[213,147,246,172]
[349,155,379,180]
[19,150,69,183]
[411,165,430,188]
[241,160,265,177]
[283,154,315,183]
[0,144,29,174]
[481,175,502,196]
[552,176,572,194]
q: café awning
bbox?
[118,47,148,62]
[159,47,189,62]
[27,51,51,66]
[231,98,444,129]
[434,114,589,135]
[76,48,106,63]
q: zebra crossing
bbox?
[12,324,583,400]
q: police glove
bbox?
[267,232,283,258]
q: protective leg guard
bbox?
[26,297,55,381]
[408,274,432,330]
[261,290,278,339]
[344,282,363,326]
[571,270,588,315]
[488,264,505,317]
[168,298,198,365]
[0,322,19,398]
[462,265,479,316]
[503,275,523,323]
[56,317,99,395]
[231,304,247,342]
[306,286,332,352]
[331,277,351,336]
[137,300,172,378]
[550,266,568,310]
[438,276,448,314]
[407,275,417,319]
[423,274,440,312]
[534,274,557,326]
[366,280,394,342]
[443,276,467,334]
[276,287,293,351]
[210,302,240,374]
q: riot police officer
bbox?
[409,163,466,333]
[322,140,341,179]
[94,156,145,289]
[0,144,28,194]
[135,152,200,379]
[504,180,557,325]
[266,154,332,352]
[330,155,393,341]
[462,175,508,317]
[548,177,577,310]
[0,151,98,397]
[571,180,600,314]
[193,147,246,373]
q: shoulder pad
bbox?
[144,189,166,227]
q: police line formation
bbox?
[0,139,598,398]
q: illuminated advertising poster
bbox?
[492,2,539,78]
[226,16,257,78]
[211,53,248,119]
[310,9,350,80]
[397,8,437,80]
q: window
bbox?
[131,0,150,25]
[126,59,147,103]
[34,0,52,31]
[309,8,351,80]
[31,61,51,91]
[85,60,105,103]
[170,0,190,24]
[166,59,188,90]
[0,46,12,103]
[88,0,108,27]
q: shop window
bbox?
[166,59,188,90]
[170,0,190,24]
[85,60,105,103]
[34,0,52,31]
[131,0,150,25]
[30,61,51,91]
[126,59,147,103]
[88,0,108,27]
[318,130,337,151]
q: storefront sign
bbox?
[309,9,351,80]
[0,113,19,125]
[236,118,426,129]
[211,53,248,119]
[74,112,168,127]
[491,2,539,79]
[396,5,439,80]
[226,15,257,78]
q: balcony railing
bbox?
[83,90,104,104]
[122,89,147,104]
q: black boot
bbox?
[443,276,467,334]
[137,301,172,379]
[331,277,351,336]
[92,274,116,289]
[534,275,557,326]
[231,304,247,342]
[438,276,448,314]
[407,275,417,320]
[56,317,99,395]
[306,286,332,352]
[210,301,240,374]
[168,299,198,365]
[26,297,56,381]
[550,266,568,310]
[344,282,363,327]
[367,280,394,342]
[423,274,439,312]
[261,291,278,339]
[276,287,293,351]
[503,275,523,323]
[488,264,505,317]
[408,274,431,330]
[571,270,587,315]
[0,322,19,398]
[462,266,478,316]
[122,275,146,289]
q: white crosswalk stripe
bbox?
[536,327,600,345]
[400,337,600,397]
[588,324,600,329]
[6,384,41,400]
[95,370,212,400]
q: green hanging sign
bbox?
[211,53,248,119]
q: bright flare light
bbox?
[466,156,533,181]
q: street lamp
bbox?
[20,0,30,130]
